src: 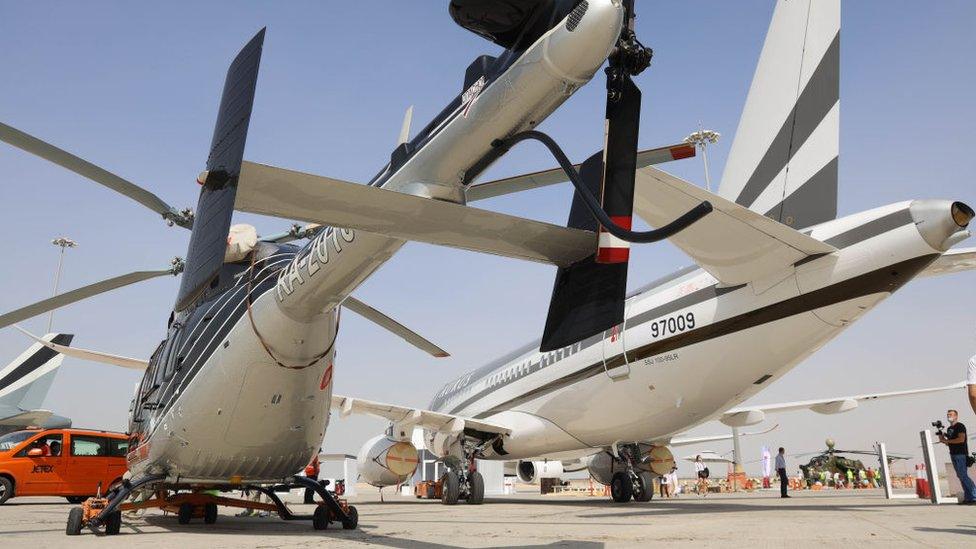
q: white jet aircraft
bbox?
[331,0,976,504]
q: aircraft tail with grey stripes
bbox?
[0,333,73,434]
[718,0,840,230]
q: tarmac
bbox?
[1,487,974,548]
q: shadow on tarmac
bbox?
[914,524,976,537]
[15,513,605,549]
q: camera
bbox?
[932,420,946,437]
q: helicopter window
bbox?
[159,328,184,383]
[137,341,165,399]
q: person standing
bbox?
[694,455,709,496]
[846,468,854,489]
[659,468,670,498]
[775,447,789,498]
[938,409,976,504]
[303,450,321,504]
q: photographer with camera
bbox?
[936,409,976,504]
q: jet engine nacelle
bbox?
[449,0,582,50]
[515,460,563,483]
[810,399,858,415]
[357,435,420,488]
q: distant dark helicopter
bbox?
[796,438,909,486]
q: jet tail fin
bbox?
[717,0,840,230]
[0,333,73,411]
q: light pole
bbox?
[684,126,721,192]
[49,237,77,332]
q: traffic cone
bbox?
[916,463,930,499]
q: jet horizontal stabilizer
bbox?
[15,326,149,370]
[917,247,976,278]
[0,409,53,427]
[634,166,837,286]
[235,161,595,266]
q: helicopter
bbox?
[796,438,909,486]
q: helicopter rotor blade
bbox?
[0,122,192,228]
[0,259,183,330]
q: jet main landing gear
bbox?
[439,469,485,505]
[607,444,655,504]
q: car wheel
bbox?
[0,477,13,505]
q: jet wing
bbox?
[721,381,965,426]
[669,424,779,447]
[0,409,53,427]
[917,247,976,278]
[633,166,837,286]
[235,162,595,267]
[15,326,149,370]
[331,395,511,437]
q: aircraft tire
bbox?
[610,472,633,503]
[66,507,83,536]
[177,503,194,525]
[633,471,654,502]
[441,471,460,505]
[312,505,330,530]
[466,471,485,505]
[341,506,358,530]
[104,510,122,535]
[0,476,12,505]
[204,502,218,524]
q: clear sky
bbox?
[1,1,974,478]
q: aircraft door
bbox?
[601,302,630,380]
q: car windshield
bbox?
[0,430,37,451]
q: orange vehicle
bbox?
[0,428,128,505]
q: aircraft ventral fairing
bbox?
[1,0,689,533]
[334,0,976,504]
